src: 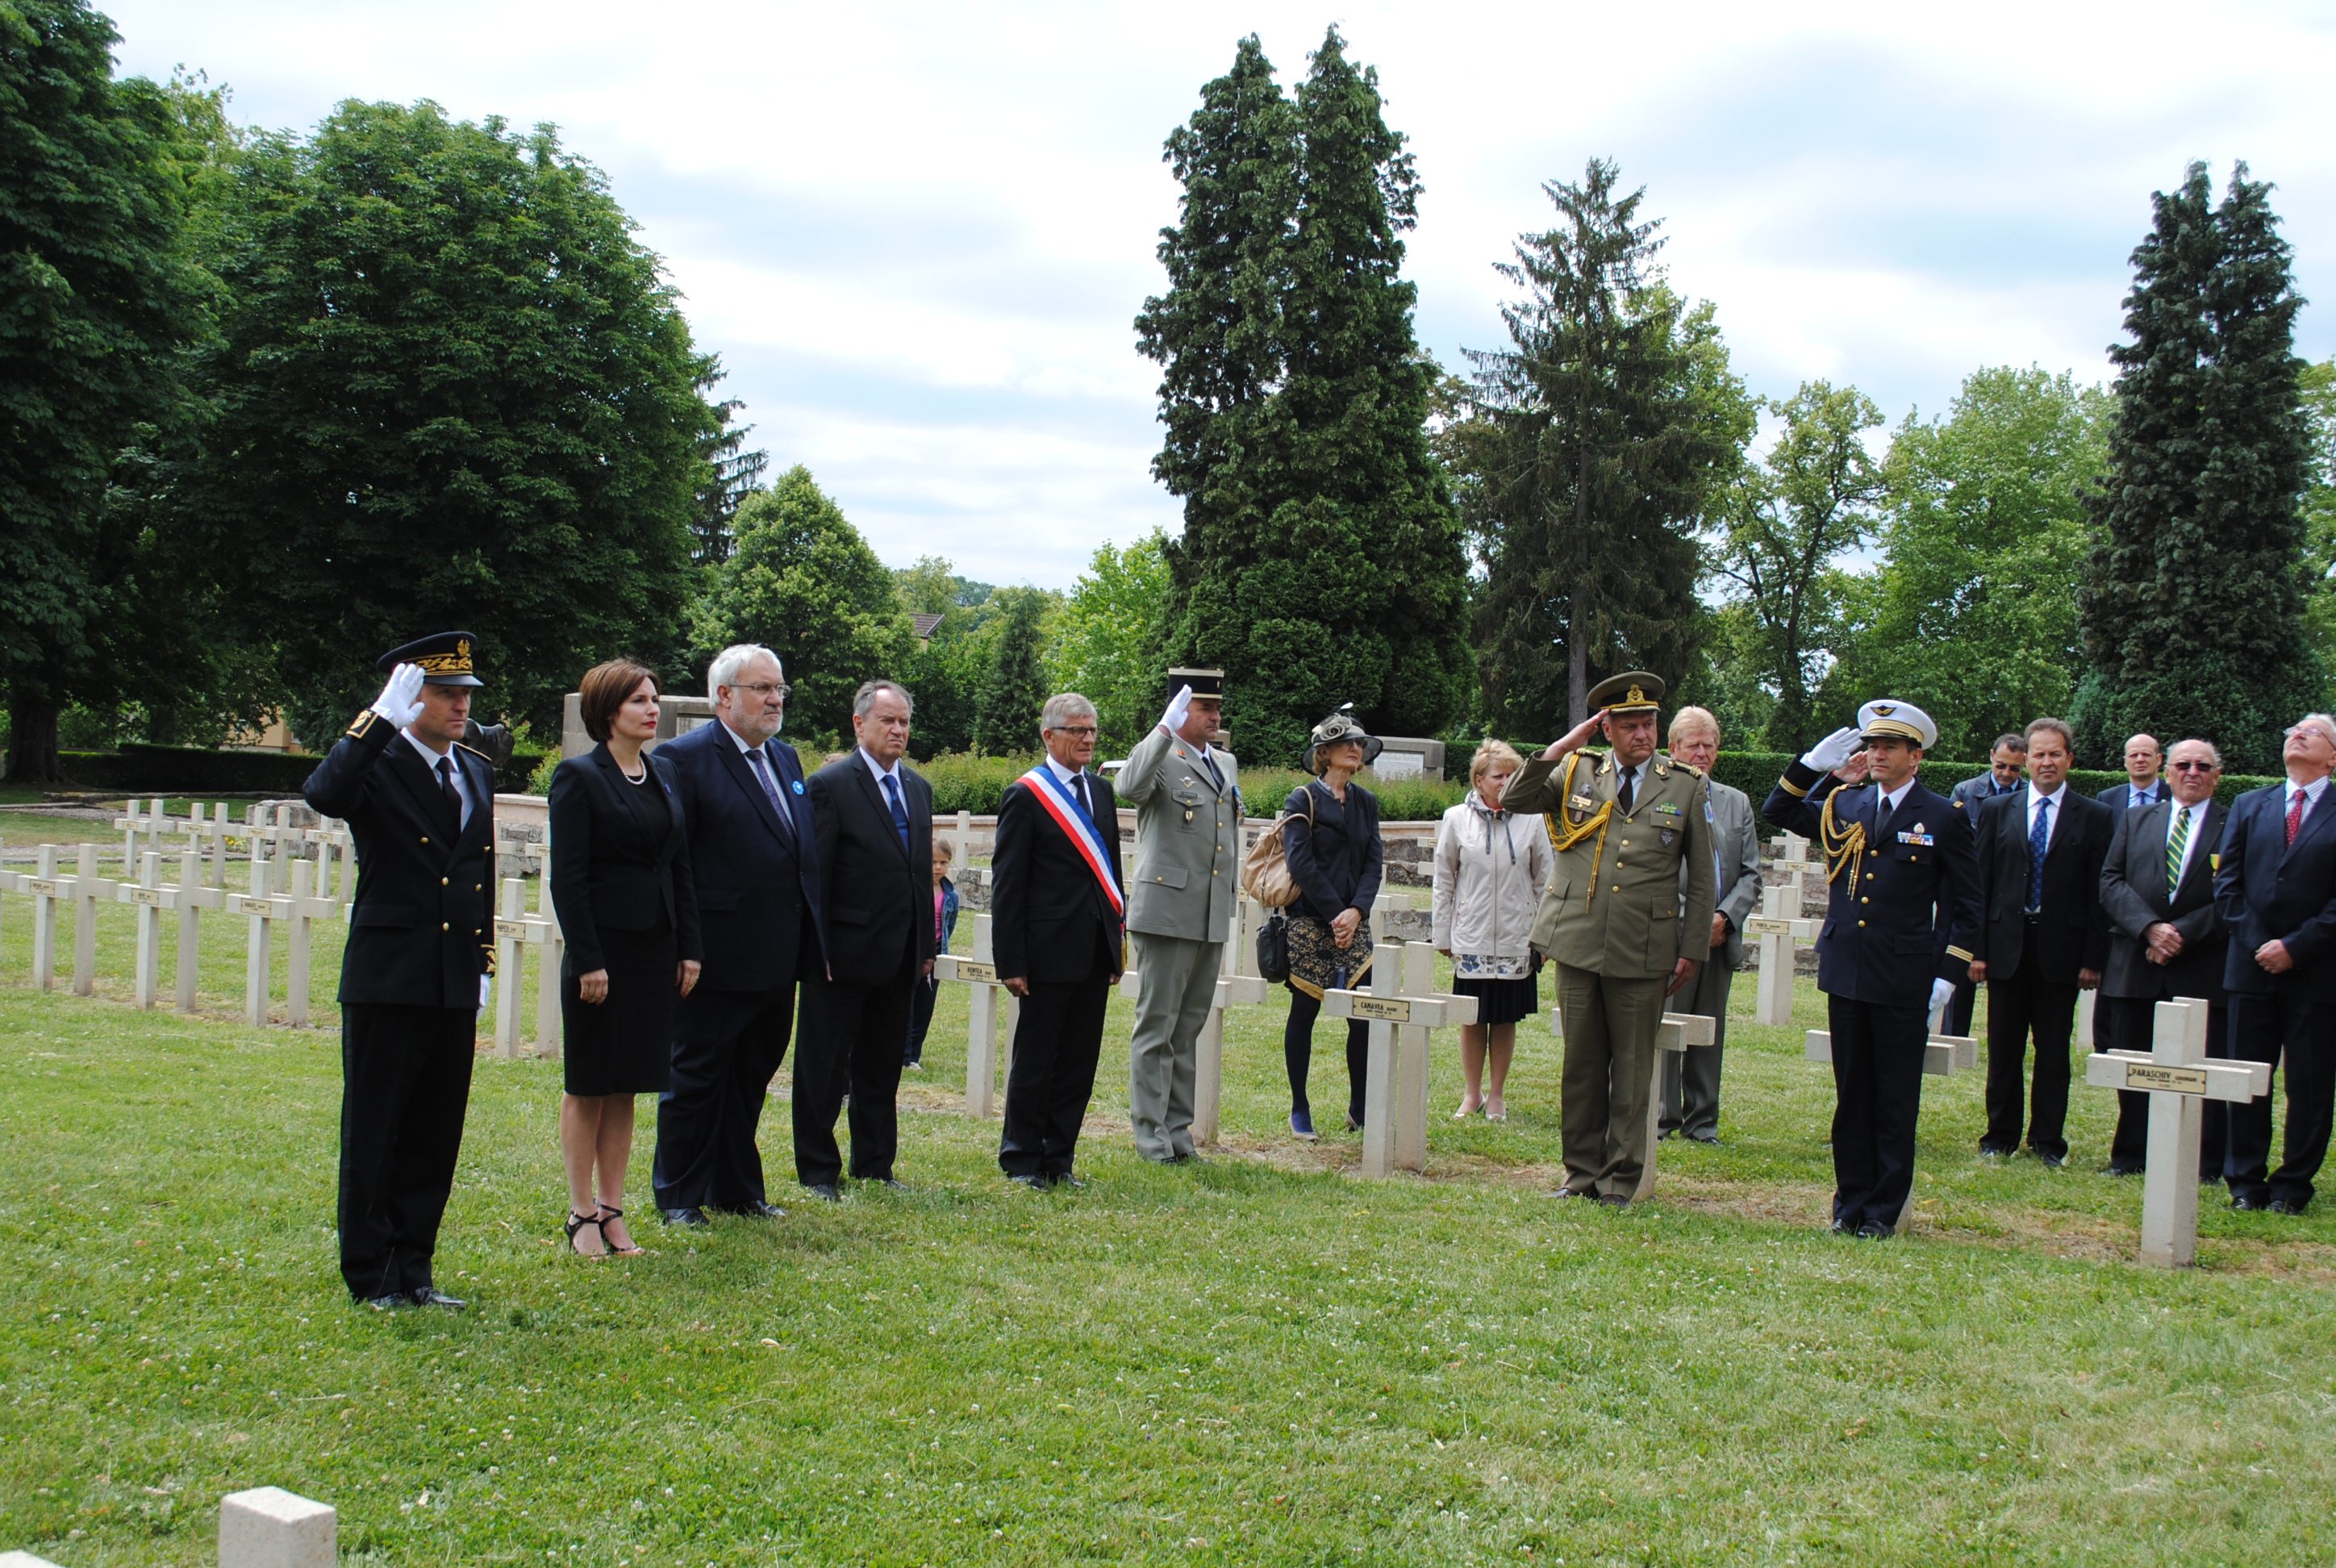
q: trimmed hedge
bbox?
[59,744,320,794]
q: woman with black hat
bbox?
[1279,708,1384,1140]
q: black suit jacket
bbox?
[1973,787,2113,981]
[660,720,824,992]
[805,751,935,987]
[1762,762,1981,1006]
[992,768,1124,984]
[546,744,703,976]
[2096,781,2169,815]
[2215,782,2336,1000]
[2099,799,2227,1004]
[303,712,496,1008]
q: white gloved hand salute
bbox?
[1801,725,1863,774]
[1929,977,1956,1019]
[1158,683,1194,736]
[372,662,428,728]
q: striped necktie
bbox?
[2164,805,2190,897]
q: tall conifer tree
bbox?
[2075,161,2314,773]
[1138,30,1470,765]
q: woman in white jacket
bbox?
[1432,740,1554,1121]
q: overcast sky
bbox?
[107,1,2336,590]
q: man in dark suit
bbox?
[1971,717,2115,1165]
[2096,733,2167,814]
[1944,734,2027,1036]
[796,679,935,1199]
[992,693,1125,1188]
[652,644,824,1226]
[1765,699,1982,1237]
[2098,738,2230,1178]
[2213,712,2336,1215]
[303,632,497,1309]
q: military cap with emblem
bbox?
[1301,703,1383,771]
[1858,699,1937,750]
[378,631,485,687]
[1586,669,1665,715]
[1166,666,1224,701]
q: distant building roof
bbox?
[911,612,945,640]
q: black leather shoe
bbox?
[661,1206,710,1227]
[1550,1186,1593,1201]
[2034,1151,2067,1168]
[2268,1198,2309,1216]
[2231,1191,2270,1211]
[1828,1220,1852,1235]
[1979,1143,2016,1157]
[728,1200,786,1220]
[872,1178,908,1191]
[1006,1174,1045,1191]
[804,1183,843,1203]
[1684,1130,1721,1146]
[361,1293,407,1312]
[1167,1151,1207,1165]
[1854,1220,1894,1240]
[409,1286,465,1309]
[1598,1194,1629,1209]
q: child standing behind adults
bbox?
[1432,740,1553,1122]
[903,835,961,1070]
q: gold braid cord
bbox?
[1541,752,1614,907]
[1816,784,1868,886]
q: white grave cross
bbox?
[1324,940,1479,1178]
[1750,833,1820,1025]
[932,912,1019,1117]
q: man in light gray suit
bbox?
[1658,707,1762,1145]
[1116,667,1243,1162]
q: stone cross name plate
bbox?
[494,918,528,939]
[953,961,998,985]
[2123,1062,2210,1094]
[1349,995,1412,1023]
[26,879,56,896]
[1744,916,1796,935]
[130,888,165,907]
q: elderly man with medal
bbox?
[991,692,1127,1188]
[302,632,498,1309]
[1501,672,1717,1207]
[1763,700,1982,1238]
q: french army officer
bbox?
[1503,671,1716,1207]
[303,633,497,1309]
[1116,667,1242,1163]
[1763,700,1982,1238]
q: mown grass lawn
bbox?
[3,892,2334,1566]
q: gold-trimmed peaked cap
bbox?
[1858,699,1937,749]
[1586,669,1664,715]
[378,631,484,687]
[1167,665,1224,701]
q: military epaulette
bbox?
[1672,760,1705,778]
[1952,799,1964,809]
[453,740,494,764]
[346,708,382,740]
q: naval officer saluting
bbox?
[1763,700,1982,1237]
[304,633,498,1308]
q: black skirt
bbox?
[1453,974,1539,1027]
[561,920,677,1096]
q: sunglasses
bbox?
[2169,760,2217,772]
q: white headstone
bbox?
[219,1485,336,1568]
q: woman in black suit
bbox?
[549,660,702,1256]
[1280,708,1384,1140]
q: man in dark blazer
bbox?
[796,679,935,1199]
[303,632,497,1309]
[652,644,824,1226]
[2213,712,2336,1214]
[2098,738,2230,1178]
[2096,733,2167,814]
[1970,717,2115,1165]
[1766,699,1981,1237]
[992,692,1125,1188]
[1944,735,2028,1036]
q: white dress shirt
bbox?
[858,745,907,794]
[402,728,476,829]
[2125,780,2163,810]
[1874,778,1916,819]
[2025,782,2068,849]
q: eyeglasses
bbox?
[2285,725,2333,743]
[2169,760,2218,772]
[730,682,791,701]
[1052,726,1099,739]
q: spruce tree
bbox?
[973,588,1052,755]
[2074,161,2314,773]
[1137,29,1470,765]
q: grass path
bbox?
[3,899,2334,1564]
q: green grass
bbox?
[4,893,2335,1564]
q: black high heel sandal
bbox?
[598,1203,645,1256]
[564,1209,605,1258]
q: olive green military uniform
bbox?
[1504,744,1717,1198]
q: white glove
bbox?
[479,975,494,1010]
[371,663,427,728]
[1801,726,1863,774]
[1157,683,1194,736]
[1929,978,1955,1019]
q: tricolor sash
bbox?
[1020,766,1124,917]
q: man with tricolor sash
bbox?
[993,692,1127,1187]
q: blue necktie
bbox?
[746,749,795,846]
[882,773,911,856]
[2026,796,2052,912]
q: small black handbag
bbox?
[1256,908,1291,984]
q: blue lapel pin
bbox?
[791,778,804,795]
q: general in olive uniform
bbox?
[1763,701,1982,1237]
[1116,668,1242,1162]
[303,634,498,1308]
[1504,673,1717,1204]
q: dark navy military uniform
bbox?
[304,643,496,1303]
[1765,758,1981,1231]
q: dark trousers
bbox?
[1827,995,1929,1231]
[2107,995,2230,1178]
[2227,991,2336,1208]
[338,1003,476,1300]
[1945,974,1978,1039]
[1984,941,2079,1157]
[1659,961,1733,1137]
[905,975,940,1064]
[999,972,1112,1179]
[794,961,913,1186]
[654,983,795,1212]
[1285,986,1370,1125]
